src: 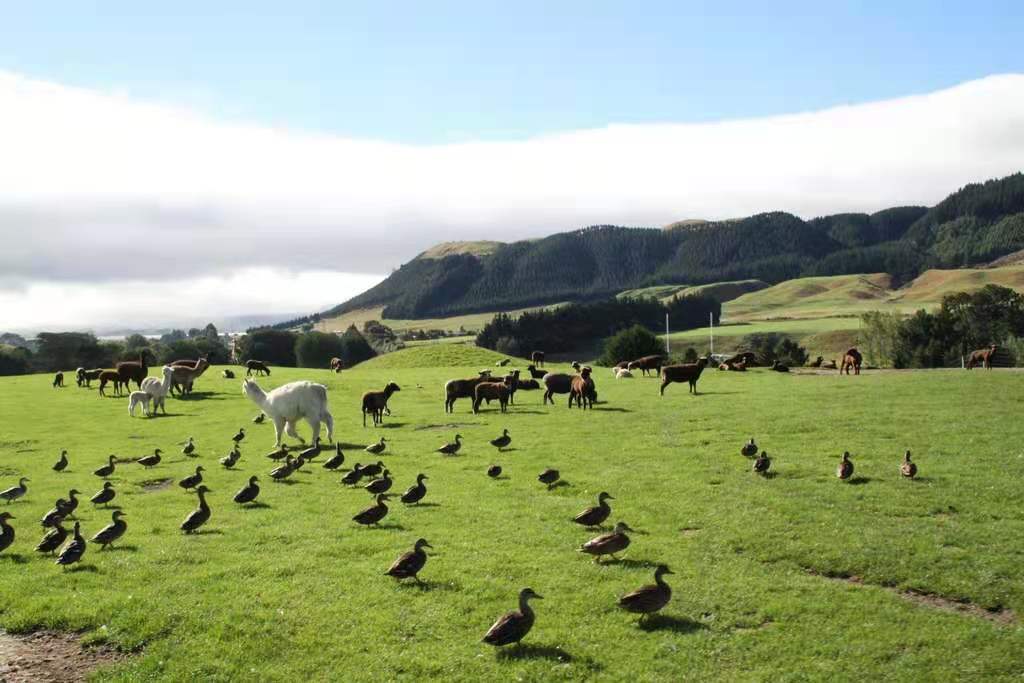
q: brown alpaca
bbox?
[116,352,149,390]
[966,344,997,369]
[840,348,862,375]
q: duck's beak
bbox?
[533,593,544,600]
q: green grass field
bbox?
[2,350,1024,680]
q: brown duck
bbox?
[618,564,673,622]
[399,474,428,505]
[91,511,127,549]
[538,469,560,489]
[754,451,771,475]
[837,452,854,480]
[181,485,211,533]
[0,512,15,555]
[55,521,86,567]
[341,464,365,486]
[323,444,345,470]
[94,455,117,478]
[487,465,502,479]
[234,476,261,505]
[580,521,632,562]
[353,494,389,526]
[365,438,387,455]
[179,466,205,491]
[437,434,462,456]
[482,588,543,647]
[90,482,116,508]
[364,469,393,495]
[741,438,757,457]
[901,450,917,478]
[573,492,613,528]
[35,521,67,555]
[490,429,511,451]
[137,448,162,468]
[385,538,432,582]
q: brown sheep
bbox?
[516,378,541,391]
[330,357,343,373]
[526,364,546,379]
[840,348,863,375]
[966,344,997,369]
[569,367,596,409]
[504,370,521,405]
[473,381,511,413]
[116,352,149,390]
[531,350,545,368]
[443,371,493,413]
[660,358,708,395]
[542,372,574,405]
[362,382,401,427]
[52,372,65,388]
[98,369,125,396]
[246,360,271,376]
[628,355,663,377]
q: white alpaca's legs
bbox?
[272,417,286,447]
[285,420,304,443]
[308,418,321,445]
[323,411,334,443]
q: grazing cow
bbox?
[660,358,708,395]
[531,351,545,368]
[840,348,863,375]
[569,367,596,409]
[628,355,663,377]
[966,344,997,370]
[246,360,271,377]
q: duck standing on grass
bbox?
[487,465,502,479]
[56,521,86,568]
[232,428,246,444]
[400,474,428,505]
[754,451,771,476]
[385,538,432,582]
[437,434,463,455]
[181,485,212,533]
[220,445,241,469]
[580,521,632,562]
[323,445,345,470]
[353,494,389,526]
[618,564,673,622]
[90,482,116,508]
[234,476,261,505]
[365,438,387,455]
[35,522,67,555]
[182,437,196,457]
[538,469,560,489]
[482,588,543,647]
[901,450,917,478]
[0,512,15,555]
[137,449,162,468]
[837,452,854,480]
[94,455,117,479]
[53,450,69,473]
[741,438,757,457]
[573,492,613,528]
[91,511,127,549]
[490,429,511,451]
[0,477,29,504]
[179,466,205,491]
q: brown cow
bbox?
[840,348,862,375]
[966,344,997,369]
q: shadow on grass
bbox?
[240,502,272,509]
[400,578,461,592]
[545,480,571,490]
[757,471,779,480]
[64,564,100,573]
[1,553,30,564]
[495,643,575,663]
[376,422,408,429]
[187,529,224,535]
[637,614,707,634]
[177,392,224,401]
[404,501,441,508]
[612,558,660,570]
[592,406,633,413]
[103,544,139,552]
[356,521,406,531]
[845,477,872,486]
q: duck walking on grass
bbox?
[91,511,127,549]
[299,441,321,461]
[580,521,632,562]
[754,451,771,476]
[323,445,345,470]
[341,464,365,486]
[538,469,560,489]
[90,482,116,508]
[56,521,86,568]
[53,450,69,473]
[253,412,265,424]
[482,588,542,647]
[62,490,81,518]
[573,492,613,528]
[838,452,854,480]
[437,434,463,456]
[137,449,162,468]
[353,494,389,526]
[0,512,15,555]
[400,474,428,505]
[386,538,432,582]
[179,466,205,491]
[1,477,29,504]
[232,428,246,444]
[181,485,212,533]
[234,476,261,505]
[365,469,393,495]
[182,437,196,457]
[741,438,758,457]
[901,450,917,479]
[220,445,241,469]
[35,522,67,555]
[94,455,117,479]
[490,429,511,452]
[361,461,385,478]
[487,465,502,479]
[365,438,387,455]
[41,499,68,528]
[618,564,673,622]
[269,455,295,482]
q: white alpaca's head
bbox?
[242,379,260,399]
[162,366,174,377]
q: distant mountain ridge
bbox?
[319,172,1024,321]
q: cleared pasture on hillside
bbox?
[1,354,1023,680]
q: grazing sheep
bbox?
[243,379,334,447]
[52,372,64,388]
[570,367,597,409]
[361,382,401,427]
[116,353,149,390]
[98,369,125,397]
[330,357,343,373]
[444,371,494,413]
[531,350,545,368]
[840,348,863,375]
[614,367,634,379]
[526,365,547,380]
[140,366,176,414]
[246,360,271,377]
[222,369,235,379]
[516,378,541,390]
[128,391,151,417]
[474,381,511,413]
[542,372,573,405]
[966,344,998,369]
[77,368,103,388]
[659,358,709,396]
[627,355,663,377]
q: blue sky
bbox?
[3,1,1023,143]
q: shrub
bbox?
[295,331,345,368]
[599,325,663,366]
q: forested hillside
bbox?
[318,172,1024,321]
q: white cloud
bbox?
[1,70,1023,331]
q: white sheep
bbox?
[128,391,151,417]
[140,366,175,415]
[614,368,634,379]
[242,379,334,447]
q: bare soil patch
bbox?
[138,477,173,492]
[0,630,125,682]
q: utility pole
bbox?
[709,312,714,356]
[665,314,670,354]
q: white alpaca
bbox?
[615,368,634,379]
[242,379,334,447]
[128,391,152,417]
[140,366,175,415]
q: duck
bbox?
[179,466,205,491]
[181,485,212,533]
[91,511,127,549]
[269,455,295,482]
[353,494,389,526]
[0,512,15,554]
[837,451,854,480]
[90,482,116,508]
[53,449,69,473]
[754,451,771,476]
[62,489,81,518]
[232,428,246,444]
[299,441,321,461]
[322,445,345,470]
[385,538,432,582]
[361,461,385,478]
[573,492,613,528]
[233,476,261,505]
[182,437,196,456]
[487,465,502,479]
[400,474,428,505]
[618,564,674,622]
[741,438,757,457]
[252,412,266,424]
[341,464,365,486]
[579,521,632,562]
[364,469,393,495]
[55,521,86,567]
[94,455,117,478]
[0,477,29,504]
[137,448,162,468]
[490,429,511,451]
[35,521,67,555]
[901,450,917,479]
[41,499,68,528]
[436,434,463,456]
[220,446,241,469]
[482,588,543,647]
[365,438,387,455]
[538,469,560,489]
[291,454,308,472]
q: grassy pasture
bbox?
[2,353,1024,680]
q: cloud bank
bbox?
[1,70,1023,330]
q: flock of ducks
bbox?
[737,438,920,481]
